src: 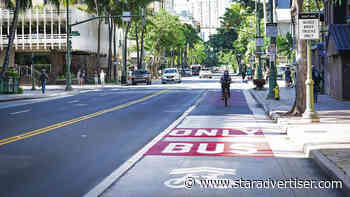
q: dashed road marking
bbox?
[0,90,168,147]
[9,109,31,115]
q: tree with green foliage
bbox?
[144,9,185,78]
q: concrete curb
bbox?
[248,89,270,115]
[248,89,282,120]
[310,150,350,195]
[0,90,80,102]
[249,87,350,194]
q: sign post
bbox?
[299,13,320,122]
[266,23,278,38]
[266,22,278,99]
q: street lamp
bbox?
[65,0,72,91]
[121,11,131,85]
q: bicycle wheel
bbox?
[224,88,229,107]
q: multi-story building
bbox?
[148,0,174,12]
[189,0,232,41]
[275,0,292,36]
[0,4,116,84]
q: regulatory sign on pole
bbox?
[256,37,264,47]
[122,11,131,22]
[268,44,276,53]
[266,23,278,38]
[298,13,320,40]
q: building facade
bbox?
[323,0,350,100]
[0,6,118,84]
[190,0,232,41]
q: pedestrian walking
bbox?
[100,69,105,88]
[77,69,81,86]
[83,70,89,85]
[241,65,247,83]
[94,71,99,87]
[80,71,85,87]
[39,69,48,94]
[265,68,270,82]
[284,67,292,87]
[292,68,297,88]
[312,66,322,104]
[247,67,252,80]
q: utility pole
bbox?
[65,0,72,91]
[266,0,277,99]
[254,0,263,89]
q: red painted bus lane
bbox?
[145,128,274,157]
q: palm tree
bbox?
[83,0,110,73]
[110,0,159,74]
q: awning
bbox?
[328,24,350,51]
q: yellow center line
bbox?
[0,89,169,146]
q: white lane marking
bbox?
[75,104,88,107]
[68,100,79,103]
[164,110,182,113]
[83,90,207,197]
[9,109,31,115]
[0,95,73,110]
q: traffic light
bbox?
[197,22,200,32]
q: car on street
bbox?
[162,68,181,84]
[131,69,152,85]
[181,68,192,77]
[199,68,212,78]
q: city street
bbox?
[0,77,344,197]
[0,78,204,197]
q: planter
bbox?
[253,79,266,89]
[0,77,19,94]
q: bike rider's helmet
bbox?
[224,70,229,76]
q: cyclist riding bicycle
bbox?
[220,70,232,99]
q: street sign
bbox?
[266,23,278,37]
[122,11,131,22]
[256,37,264,47]
[249,56,255,63]
[268,44,276,53]
[71,31,80,36]
[298,13,320,40]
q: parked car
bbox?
[131,69,152,85]
[162,68,181,84]
[199,68,212,78]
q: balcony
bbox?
[1,34,67,51]
[1,9,68,23]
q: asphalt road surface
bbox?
[0,82,204,197]
[0,77,345,197]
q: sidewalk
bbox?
[249,80,350,195]
[0,84,123,102]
